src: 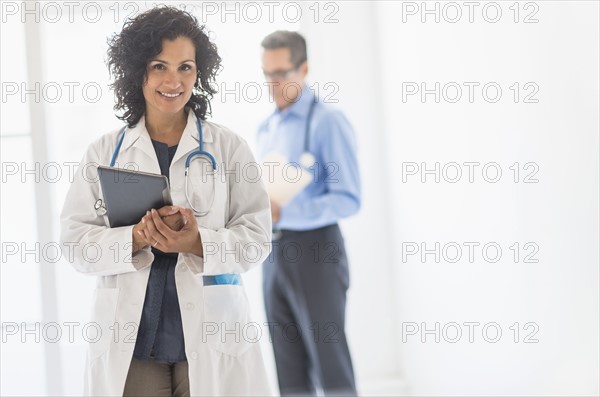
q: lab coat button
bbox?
[186,302,195,310]
[180,265,188,272]
[190,351,198,360]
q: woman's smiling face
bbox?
[142,36,197,117]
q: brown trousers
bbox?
[123,357,190,397]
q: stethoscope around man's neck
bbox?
[298,95,317,169]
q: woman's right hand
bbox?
[159,206,185,231]
[132,206,184,254]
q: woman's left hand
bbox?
[139,207,203,257]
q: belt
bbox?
[202,274,241,286]
[272,223,339,240]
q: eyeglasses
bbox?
[262,67,298,82]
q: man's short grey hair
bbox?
[261,30,307,69]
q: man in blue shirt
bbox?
[257,31,361,396]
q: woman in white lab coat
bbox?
[59,6,272,396]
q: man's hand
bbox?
[271,200,281,223]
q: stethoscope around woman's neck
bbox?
[104,115,218,217]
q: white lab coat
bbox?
[59,109,273,396]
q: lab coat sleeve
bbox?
[59,140,153,276]
[182,137,272,275]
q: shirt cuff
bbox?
[277,200,301,228]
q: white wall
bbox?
[375,1,599,395]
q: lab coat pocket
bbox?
[190,172,228,230]
[202,285,254,357]
[87,288,119,362]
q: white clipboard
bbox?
[260,152,313,207]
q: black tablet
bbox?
[97,166,173,228]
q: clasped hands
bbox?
[132,205,203,257]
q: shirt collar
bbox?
[275,84,315,119]
[121,106,212,153]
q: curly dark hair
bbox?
[106,6,221,127]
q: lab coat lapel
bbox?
[116,109,213,174]
[118,115,161,175]
[171,109,213,167]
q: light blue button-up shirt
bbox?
[256,85,361,231]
